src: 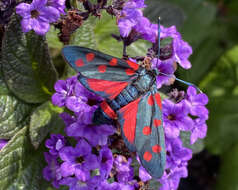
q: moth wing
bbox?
[62,46,139,100]
[117,91,166,178]
[62,46,139,81]
[117,98,141,152]
[135,92,166,178]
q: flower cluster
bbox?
[16,0,65,35]
[118,0,192,89]
[42,0,209,190]
[158,86,208,190]
[44,77,141,189]
[45,76,208,190]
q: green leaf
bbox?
[46,27,63,55]
[70,12,149,59]
[71,17,97,49]
[0,73,9,95]
[1,15,58,103]
[145,0,216,42]
[177,35,225,84]
[95,12,150,57]
[215,144,238,190]
[0,126,60,190]
[0,95,32,139]
[205,96,238,155]
[180,131,204,154]
[144,0,185,28]
[148,179,161,189]
[6,148,51,190]
[29,101,64,149]
[0,127,29,189]
[200,45,238,97]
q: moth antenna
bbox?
[158,72,203,93]
[157,17,161,66]
[156,18,202,93]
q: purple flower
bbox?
[114,155,132,174]
[135,156,152,182]
[100,181,120,190]
[118,0,144,37]
[43,153,62,188]
[159,137,191,190]
[160,25,192,69]
[52,76,101,113]
[0,139,7,150]
[139,166,152,182]
[185,86,209,119]
[163,99,194,138]
[190,118,208,144]
[66,122,115,146]
[47,0,66,14]
[113,155,136,189]
[45,134,66,156]
[99,146,113,178]
[125,0,146,9]
[165,138,192,169]
[16,0,59,35]
[159,164,188,190]
[60,112,77,126]
[152,58,176,88]
[52,77,80,109]
[134,16,158,43]
[59,139,99,181]
[59,176,88,190]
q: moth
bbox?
[62,45,166,178]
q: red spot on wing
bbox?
[100,101,117,119]
[120,98,141,143]
[147,95,154,106]
[152,145,162,153]
[87,79,128,100]
[126,60,139,71]
[86,53,95,62]
[98,65,107,73]
[154,119,162,127]
[109,58,118,66]
[143,126,151,136]
[143,151,152,162]
[125,68,135,76]
[155,93,162,109]
[75,59,84,67]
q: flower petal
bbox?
[16,3,31,17]
[31,19,50,35]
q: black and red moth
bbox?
[62,46,166,178]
